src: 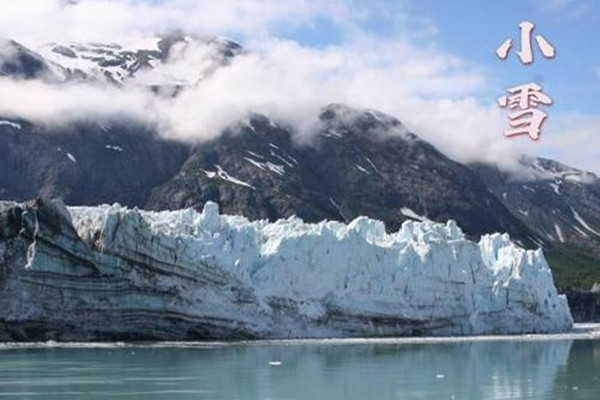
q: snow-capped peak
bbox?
[37,38,162,84]
[35,35,242,87]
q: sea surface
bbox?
[1,330,600,399]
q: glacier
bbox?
[0,199,572,341]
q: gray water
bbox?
[0,339,599,399]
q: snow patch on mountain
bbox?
[0,120,21,130]
[401,207,429,222]
[355,164,369,174]
[105,145,123,152]
[554,224,565,243]
[37,38,162,84]
[203,165,255,189]
[35,36,241,87]
[244,157,285,176]
[571,207,600,237]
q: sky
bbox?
[0,0,599,175]
[275,0,600,173]
[284,0,600,173]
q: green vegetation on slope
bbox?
[546,245,600,291]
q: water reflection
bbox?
[0,339,598,399]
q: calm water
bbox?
[0,339,599,399]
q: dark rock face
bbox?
[0,121,189,208]
[0,39,57,80]
[0,199,259,341]
[561,290,600,323]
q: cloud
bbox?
[0,0,594,176]
[518,113,600,175]
[0,78,155,125]
[1,35,503,152]
[0,0,353,44]
[156,36,491,139]
[530,0,593,19]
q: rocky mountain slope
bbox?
[0,199,572,341]
[473,158,600,251]
[0,119,189,207]
[146,105,533,241]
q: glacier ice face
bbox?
[0,199,572,341]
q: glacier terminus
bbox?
[0,198,572,341]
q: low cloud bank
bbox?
[0,0,596,177]
[0,35,529,174]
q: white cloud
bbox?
[0,0,595,175]
[0,0,352,45]
[0,78,155,125]
[530,0,593,19]
[518,113,600,175]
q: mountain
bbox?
[146,104,533,242]
[0,103,534,244]
[1,37,600,319]
[0,198,572,341]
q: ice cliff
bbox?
[0,199,572,341]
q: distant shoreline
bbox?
[0,323,599,349]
